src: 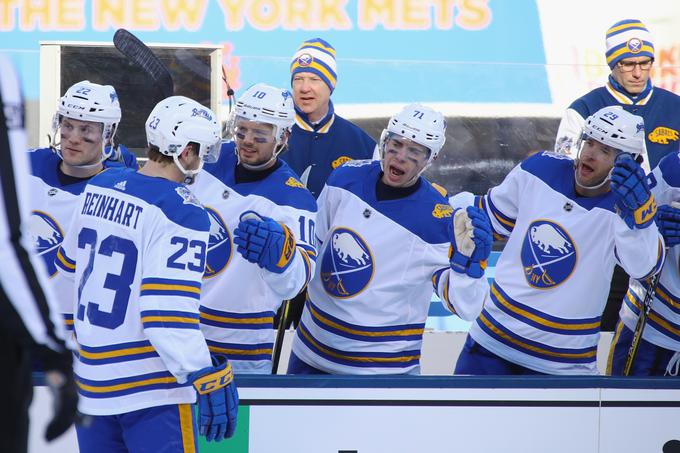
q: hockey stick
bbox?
[113,29,174,98]
[623,259,664,376]
[271,299,290,374]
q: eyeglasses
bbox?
[616,59,654,72]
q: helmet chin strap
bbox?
[173,153,203,185]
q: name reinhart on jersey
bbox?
[80,191,144,229]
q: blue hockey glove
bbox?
[449,206,493,279]
[610,153,656,230]
[188,354,239,442]
[234,211,296,273]
[656,204,680,247]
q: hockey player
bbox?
[281,38,376,199]
[55,96,238,451]
[554,20,680,334]
[0,53,78,453]
[555,20,680,170]
[454,106,664,376]
[191,83,317,374]
[287,104,492,375]
[608,151,680,376]
[28,81,137,333]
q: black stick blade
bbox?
[113,28,174,98]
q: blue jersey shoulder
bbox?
[265,160,317,212]
[88,168,209,232]
[520,151,617,211]
[203,142,317,212]
[29,148,88,195]
[328,160,452,244]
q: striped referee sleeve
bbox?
[0,54,66,351]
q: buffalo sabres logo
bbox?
[320,227,374,298]
[297,53,313,67]
[521,220,577,289]
[204,207,232,278]
[191,107,213,121]
[29,211,64,277]
[627,37,642,53]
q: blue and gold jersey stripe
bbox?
[476,311,597,364]
[199,306,274,330]
[140,277,201,300]
[297,322,420,368]
[62,313,74,331]
[307,299,424,342]
[641,239,665,280]
[55,247,76,273]
[298,246,313,288]
[298,243,317,261]
[655,283,680,316]
[432,270,457,316]
[625,290,680,343]
[206,340,274,361]
[484,194,515,235]
[78,339,159,365]
[490,283,601,335]
[76,370,184,398]
[141,310,200,330]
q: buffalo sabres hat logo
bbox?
[521,220,577,289]
[297,53,313,67]
[627,38,643,53]
[320,227,374,298]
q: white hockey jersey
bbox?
[191,144,317,373]
[467,152,664,375]
[290,160,489,375]
[619,152,680,352]
[55,167,212,415]
[28,147,131,333]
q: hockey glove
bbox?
[234,210,296,274]
[36,346,79,441]
[656,203,680,248]
[610,153,656,230]
[449,206,493,279]
[189,354,239,442]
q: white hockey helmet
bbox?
[227,83,295,165]
[145,96,221,184]
[380,103,447,167]
[51,80,122,162]
[581,106,646,159]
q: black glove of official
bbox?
[38,346,79,441]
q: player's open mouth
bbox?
[389,166,405,177]
[579,163,593,176]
